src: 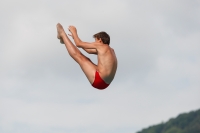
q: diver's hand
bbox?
[68,25,77,39]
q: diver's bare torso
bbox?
[96,45,117,84]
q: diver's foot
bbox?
[56,23,65,44]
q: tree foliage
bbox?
[136,109,200,133]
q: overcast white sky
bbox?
[0,0,200,133]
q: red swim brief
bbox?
[92,71,109,90]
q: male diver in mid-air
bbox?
[56,23,117,90]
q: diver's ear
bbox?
[99,38,102,43]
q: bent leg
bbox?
[76,53,97,84]
[57,23,97,84]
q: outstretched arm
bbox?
[82,48,97,54]
[68,30,97,54]
[68,26,102,50]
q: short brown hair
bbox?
[93,31,110,45]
